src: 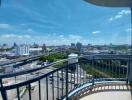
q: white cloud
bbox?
[0,24,10,29]
[109,10,130,21]
[115,15,122,19]
[92,31,101,34]
[59,35,64,38]
[23,35,31,38]
[69,34,82,40]
[1,34,31,39]
[126,28,132,32]
[1,34,16,38]
[0,33,90,45]
[118,10,131,15]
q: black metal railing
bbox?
[0,55,130,100]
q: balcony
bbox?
[0,0,131,100]
[0,54,131,100]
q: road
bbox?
[0,60,86,100]
[0,51,60,66]
[16,66,86,100]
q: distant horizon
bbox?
[0,42,131,47]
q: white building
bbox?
[29,48,42,55]
[68,53,78,64]
[68,53,78,72]
[15,44,30,56]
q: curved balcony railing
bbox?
[0,55,130,100]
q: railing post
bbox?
[91,56,95,86]
[128,7,132,84]
[92,77,95,86]
[65,64,69,100]
[128,57,132,84]
[0,79,8,100]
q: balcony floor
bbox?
[80,91,131,100]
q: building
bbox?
[42,44,46,52]
[29,47,42,55]
[71,43,76,49]
[76,42,82,51]
[68,53,78,72]
[32,43,39,48]
[15,44,30,56]
[1,43,10,50]
[68,53,78,64]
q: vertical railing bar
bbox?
[105,60,107,73]
[83,65,85,83]
[17,87,20,100]
[92,58,94,79]
[0,79,8,100]
[118,60,120,79]
[107,60,109,74]
[113,60,115,78]
[28,84,31,100]
[71,71,72,90]
[123,61,125,78]
[38,80,41,100]
[119,60,121,79]
[76,64,78,85]
[109,60,111,78]
[101,60,103,76]
[52,73,54,100]
[111,60,113,78]
[115,60,117,78]
[65,64,69,100]
[80,64,81,84]
[74,69,76,88]
[122,66,124,78]
[106,60,108,76]
[57,71,59,99]
[46,77,48,100]
[101,60,102,73]
[95,60,97,72]
[123,60,125,78]
[127,58,129,82]
[61,69,64,97]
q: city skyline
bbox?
[0,0,131,45]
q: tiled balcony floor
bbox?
[80,91,131,100]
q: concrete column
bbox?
[129,7,132,84]
[128,58,132,84]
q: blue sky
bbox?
[0,0,131,45]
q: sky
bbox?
[0,0,131,46]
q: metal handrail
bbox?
[0,54,129,79]
[0,65,65,90]
[0,59,68,79]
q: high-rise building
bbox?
[76,42,82,51]
[32,43,39,48]
[12,42,18,49]
[2,43,8,49]
[42,44,46,52]
[15,44,30,56]
[71,43,76,49]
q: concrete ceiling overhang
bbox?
[84,0,132,7]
